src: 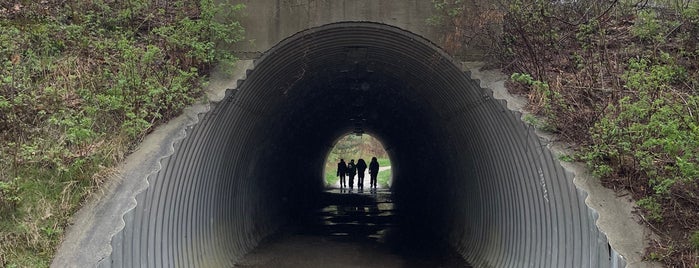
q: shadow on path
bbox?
[234,188,470,268]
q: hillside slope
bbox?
[0,1,243,266]
[493,1,699,266]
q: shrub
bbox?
[637,197,663,222]
[584,56,698,196]
[0,178,21,213]
[691,230,699,250]
[510,73,562,122]
[632,10,667,44]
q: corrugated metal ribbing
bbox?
[102,22,624,267]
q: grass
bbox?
[377,158,391,167]
[378,169,392,188]
[324,169,338,186]
[1,154,110,266]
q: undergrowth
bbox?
[0,0,244,266]
[433,0,699,266]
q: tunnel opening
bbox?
[101,22,623,267]
[322,133,393,188]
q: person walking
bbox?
[347,159,357,188]
[369,157,379,188]
[337,159,347,188]
[356,158,367,188]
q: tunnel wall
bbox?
[443,99,613,267]
[85,23,629,267]
[103,98,301,267]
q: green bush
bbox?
[510,73,563,121]
[152,0,244,72]
[0,178,21,212]
[585,55,698,192]
[636,197,663,222]
[632,10,667,44]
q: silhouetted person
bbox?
[356,158,367,188]
[347,159,357,188]
[337,159,347,188]
[369,157,379,188]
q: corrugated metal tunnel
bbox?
[101,22,624,267]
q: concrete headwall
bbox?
[232,0,491,60]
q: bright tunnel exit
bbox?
[324,134,392,188]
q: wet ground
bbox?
[234,188,471,268]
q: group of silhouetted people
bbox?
[337,157,380,189]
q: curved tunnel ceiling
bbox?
[100,22,625,267]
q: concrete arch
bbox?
[53,22,631,267]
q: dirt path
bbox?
[234,189,470,268]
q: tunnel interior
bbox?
[103,22,623,267]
